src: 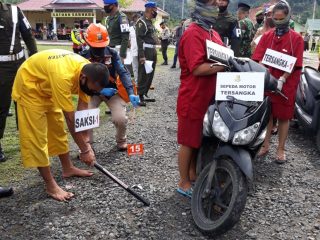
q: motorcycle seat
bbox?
[304,67,320,91]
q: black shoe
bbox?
[0,148,5,163]
[0,187,13,198]
[161,62,168,65]
[105,110,112,115]
[171,65,176,68]
[144,95,156,102]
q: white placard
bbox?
[75,108,100,132]
[216,72,265,102]
[262,48,297,73]
[206,40,234,63]
[144,60,153,74]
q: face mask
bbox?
[80,79,100,96]
[256,18,263,24]
[75,25,80,29]
[104,5,113,14]
[152,10,158,18]
[273,18,290,36]
[218,6,228,13]
[84,24,89,28]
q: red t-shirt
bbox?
[177,23,223,120]
[252,29,304,107]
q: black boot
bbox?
[161,61,168,65]
[171,65,176,68]
[139,95,146,107]
[0,187,14,198]
[144,94,156,102]
[0,143,5,163]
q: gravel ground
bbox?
[1,63,320,240]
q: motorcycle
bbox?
[295,66,320,151]
[191,58,280,235]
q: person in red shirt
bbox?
[176,0,226,198]
[252,0,303,164]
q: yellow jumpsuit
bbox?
[12,49,90,168]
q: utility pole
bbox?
[313,0,317,20]
[182,0,185,19]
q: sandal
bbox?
[275,153,286,164]
[176,187,193,199]
[258,145,269,157]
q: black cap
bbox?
[238,2,250,11]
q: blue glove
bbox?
[100,88,118,97]
[129,94,140,107]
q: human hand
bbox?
[79,147,95,167]
[277,76,286,92]
[139,57,146,65]
[129,94,140,107]
[100,88,118,97]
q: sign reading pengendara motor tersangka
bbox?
[75,109,100,132]
[262,48,297,73]
[216,72,265,102]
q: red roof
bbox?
[18,0,169,16]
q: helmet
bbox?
[85,23,110,48]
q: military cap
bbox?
[238,2,250,11]
[255,9,264,17]
[103,0,118,4]
[145,1,157,8]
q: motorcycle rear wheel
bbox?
[191,157,247,236]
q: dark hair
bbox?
[82,63,109,87]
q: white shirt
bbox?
[129,26,138,57]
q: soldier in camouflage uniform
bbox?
[214,0,241,56]
[237,2,254,58]
[103,0,130,62]
[254,10,264,35]
[135,2,158,106]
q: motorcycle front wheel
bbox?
[191,157,247,236]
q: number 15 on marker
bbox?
[127,144,144,156]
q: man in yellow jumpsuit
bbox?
[12,49,109,201]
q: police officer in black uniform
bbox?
[214,0,241,56]
[0,1,37,197]
[136,1,158,106]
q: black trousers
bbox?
[161,39,169,62]
[0,58,24,139]
[138,48,157,96]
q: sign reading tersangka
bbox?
[51,12,95,18]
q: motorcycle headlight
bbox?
[212,111,230,142]
[203,112,212,137]
[232,123,260,145]
[252,128,267,147]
